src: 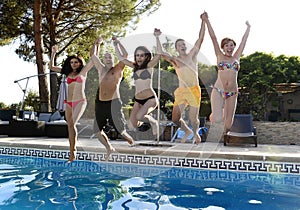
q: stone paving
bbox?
[1,121,300,163]
[1,133,300,163]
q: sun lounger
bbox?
[224,114,257,147]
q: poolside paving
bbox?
[0,135,299,163]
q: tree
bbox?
[238,52,300,120]
[34,0,50,111]
[0,0,160,111]
[23,89,40,111]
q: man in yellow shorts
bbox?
[162,12,205,144]
[174,85,201,107]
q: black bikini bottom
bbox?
[134,95,155,105]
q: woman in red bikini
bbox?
[202,12,251,137]
[50,45,94,162]
[114,28,163,138]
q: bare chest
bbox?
[175,55,197,70]
[100,68,121,80]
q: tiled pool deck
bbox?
[0,135,300,174]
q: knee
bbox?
[190,118,199,126]
[99,130,106,136]
[67,123,76,130]
[135,112,144,122]
[172,114,180,123]
[172,118,180,126]
[172,117,181,127]
[136,116,144,122]
[211,114,222,123]
[189,114,199,123]
[98,130,108,140]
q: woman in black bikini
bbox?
[114,28,163,137]
[202,12,251,136]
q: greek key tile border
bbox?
[0,146,299,174]
[1,154,299,188]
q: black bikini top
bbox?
[133,69,151,80]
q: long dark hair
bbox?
[61,55,85,76]
[133,46,152,71]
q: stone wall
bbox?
[253,121,300,145]
[152,121,300,145]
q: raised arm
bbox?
[49,45,62,72]
[113,38,134,68]
[161,46,177,67]
[148,28,162,68]
[233,21,251,59]
[113,36,128,58]
[91,36,105,70]
[190,12,206,57]
[79,58,94,76]
[202,12,223,57]
[90,36,102,57]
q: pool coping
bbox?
[0,136,299,174]
[0,136,300,162]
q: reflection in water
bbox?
[0,155,299,209]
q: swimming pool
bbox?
[0,154,299,210]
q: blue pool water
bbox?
[0,155,299,210]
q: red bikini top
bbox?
[67,76,83,84]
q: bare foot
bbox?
[180,129,193,143]
[127,138,135,147]
[193,134,202,145]
[67,150,77,163]
[105,147,115,161]
[121,131,135,146]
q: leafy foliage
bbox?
[1,0,161,61]
[238,52,300,120]
[0,0,160,111]
[23,89,40,111]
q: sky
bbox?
[0,0,299,105]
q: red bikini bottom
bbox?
[64,98,86,109]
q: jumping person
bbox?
[114,28,163,138]
[91,36,135,161]
[50,45,94,162]
[202,12,250,137]
[162,12,206,144]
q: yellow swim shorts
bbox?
[173,85,201,107]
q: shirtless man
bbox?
[91,36,135,161]
[162,12,205,144]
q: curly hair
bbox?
[133,46,152,71]
[61,55,85,76]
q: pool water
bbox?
[0,155,299,210]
